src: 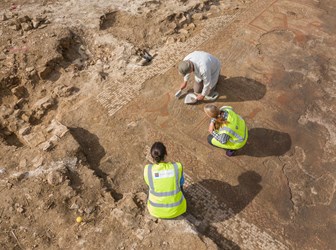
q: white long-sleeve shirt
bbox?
[183,51,221,96]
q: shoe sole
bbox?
[204,92,219,101]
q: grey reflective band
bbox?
[147,163,180,197]
[221,126,244,143]
[172,162,179,192]
[147,164,154,190]
[149,196,184,208]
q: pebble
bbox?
[179,29,188,35]
[39,140,53,151]
[19,126,31,136]
[38,24,47,29]
[47,169,66,186]
[26,67,35,72]
[192,13,205,20]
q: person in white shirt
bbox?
[177,51,221,101]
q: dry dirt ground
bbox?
[0,0,336,249]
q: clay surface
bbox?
[0,0,335,249]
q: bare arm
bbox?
[180,81,187,90]
[208,118,216,133]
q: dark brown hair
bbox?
[150,142,167,163]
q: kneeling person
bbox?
[144,142,186,219]
[177,51,221,101]
[204,105,248,156]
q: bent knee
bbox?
[207,134,214,145]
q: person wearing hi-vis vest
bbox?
[144,142,187,219]
[204,104,248,157]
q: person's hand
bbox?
[197,94,204,101]
[175,89,182,98]
[208,122,215,133]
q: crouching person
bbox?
[204,105,248,156]
[144,142,187,219]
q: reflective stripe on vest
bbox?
[220,113,246,143]
[147,162,180,197]
[149,196,185,208]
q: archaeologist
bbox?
[176,51,221,101]
[204,105,248,156]
[144,142,187,219]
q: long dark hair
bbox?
[150,142,167,163]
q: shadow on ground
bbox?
[69,127,123,200]
[237,128,292,157]
[185,171,262,249]
[216,76,266,102]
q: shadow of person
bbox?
[69,127,106,170]
[184,171,262,249]
[237,128,292,157]
[69,127,124,200]
[216,76,266,102]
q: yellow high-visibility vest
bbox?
[211,107,248,150]
[144,162,186,219]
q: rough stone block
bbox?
[11,85,27,98]
[23,132,46,147]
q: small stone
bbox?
[178,16,187,26]
[16,207,25,213]
[42,101,53,109]
[13,109,22,117]
[47,169,66,186]
[179,29,188,35]
[34,96,54,109]
[198,3,205,10]
[32,156,44,168]
[21,22,32,31]
[49,135,59,143]
[21,113,30,122]
[26,67,35,72]
[18,16,31,23]
[84,206,95,214]
[209,5,220,13]
[0,53,6,61]
[70,203,79,210]
[135,228,146,241]
[6,182,13,189]
[19,159,27,168]
[168,22,177,30]
[39,140,54,151]
[46,119,68,137]
[15,203,25,213]
[186,23,196,30]
[9,23,20,31]
[11,86,27,98]
[138,58,149,66]
[34,109,45,119]
[192,13,205,20]
[185,13,192,23]
[16,172,29,181]
[38,24,47,29]
[166,37,176,44]
[32,20,40,29]
[1,14,7,21]
[18,126,31,136]
[15,98,26,109]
